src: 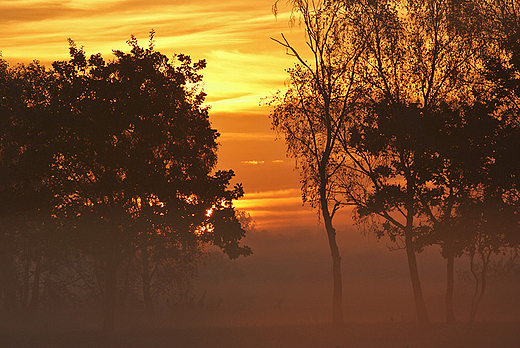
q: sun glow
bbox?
[0,0,309,231]
[194,223,215,236]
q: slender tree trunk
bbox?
[404,226,429,324]
[28,257,41,312]
[320,186,343,328]
[469,250,490,323]
[445,251,456,324]
[141,246,154,316]
[103,259,118,335]
[0,253,18,313]
[327,221,343,328]
[21,259,30,309]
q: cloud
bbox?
[218,132,274,141]
[234,189,302,210]
[207,93,271,113]
[233,188,355,231]
[241,160,265,165]
[201,49,294,113]
[242,188,300,198]
[0,3,80,24]
[233,189,316,230]
[0,0,302,116]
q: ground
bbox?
[1,322,519,348]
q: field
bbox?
[1,322,519,348]
[1,231,518,348]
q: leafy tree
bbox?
[1,34,251,332]
[0,57,60,314]
[275,0,504,326]
[271,0,368,327]
[339,0,519,325]
[46,35,250,332]
[338,0,487,324]
[414,98,506,323]
[452,0,520,322]
[0,56,21,313]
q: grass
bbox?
[1,322,519,348]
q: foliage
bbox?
[0,34,250,328]
[274,0,520,324]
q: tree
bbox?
[415,98,504,323]
[339,0,520,325]
[1,34,251,332]
[274,0,518,326]
[337,0,487,324]
[49,35,251,333]
[0,56,21,313]
[271,0,368,327]
[0,57,60,314]
[454,0,520,322]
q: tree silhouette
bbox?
[0,56,23,313]
[271,0,368,327]
[454,0,520,322]
[0,34,251,333]
[274,0,514,325]
[0,58,60,314]
[343,0,488,324]
[49,35,250,333]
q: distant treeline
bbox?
[0,34,250,333]
[271,0,520,326]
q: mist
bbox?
[2,224,519,347]
[192,227,520,325]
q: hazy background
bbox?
[187,227,520,328]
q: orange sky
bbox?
[0,0,336,233]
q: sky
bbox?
[0,0,328,233]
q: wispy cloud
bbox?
[1,1,301,116]
[218,133,275,141]
[233,188,315,229]
[234,189,302,210]
[242,188,301,198]
[241,160,265,165]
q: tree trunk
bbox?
[327,222,343,328]
[445,252,456,324]
[21,259,30,309]
[28,257,41,312]
[0,253,18,313]
[469,250,490,323]
[103,259,118,335]
[404,226,429,324]
[141,246,154,316]
[320,188,343,328]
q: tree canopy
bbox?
[272,0,520,326]
[0,34,250,332]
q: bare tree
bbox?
[270,0,368,327]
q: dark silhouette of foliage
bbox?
[343,0,490,324]
[275,0,519,326]
[0,34,250,332]
[0,57,60,314]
